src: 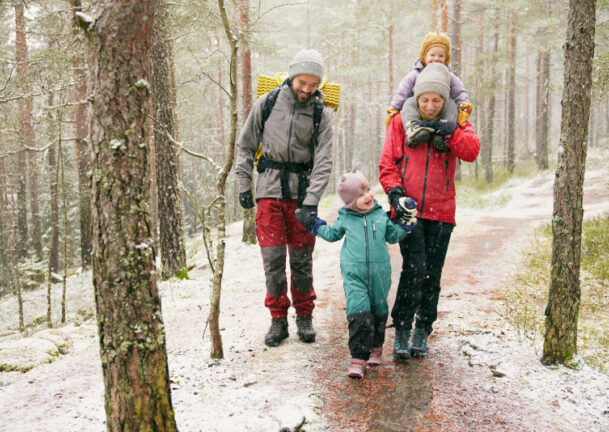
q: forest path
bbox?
[314,165,609,432]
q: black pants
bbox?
[391,218,453,334]
[347,312,388,361]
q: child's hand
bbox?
[457,102,473,127]
[386,107,399,128]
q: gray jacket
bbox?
[235,83,333,207]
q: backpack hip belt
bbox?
[257,157,313,207]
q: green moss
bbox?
[175,267,190,280]
[503,214,609,372]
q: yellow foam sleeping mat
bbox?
[256,72,340,111]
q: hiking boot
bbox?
[393,329,411,361]
[410,327,428,357]
[295,315,316,343]
[264,317,289,347]
[367,347,383,367]
[348,358,366,379]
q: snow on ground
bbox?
[1,148,608,431]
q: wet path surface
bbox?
[314,167,609,431]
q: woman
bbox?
[379,62,480,360]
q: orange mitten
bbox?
[457,102,473,127]
[386,107,399,128]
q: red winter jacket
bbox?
[379,114,480,225]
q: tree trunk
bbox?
[70,0,93,269]
[388,24,394,98]
[506,10,516,173]
[14,3,32,260]
[451,0,462,182]
[543,0,596,366]
[46,93,60,274]
[15,2,43,261]
[81,0,178,429]
[483,30,498,184]
[440,0,448,32]
[7,171,24,331]
[430,0,438,30]
[524,54,531,158]
[152,0,187,279]
[536,51,550,170]
[0,160,8,293]
[240,0,256,245]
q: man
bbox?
[235,49,334,347]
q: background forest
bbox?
[1,0,609,314]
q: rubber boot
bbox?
[393,329,411,361]
[410,327,428,357]
[367,347,383,367]
[264,317,289,347]
[295,315,316,343]
[348,358,366,379]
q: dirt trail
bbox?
[315,167,609,432]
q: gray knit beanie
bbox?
[414,62,450,102]
[288,49,325,81]
[338,169,370,212]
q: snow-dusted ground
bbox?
[1,148,608,431]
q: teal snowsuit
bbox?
[318,202,408,360]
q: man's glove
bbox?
[432,134,451,152]
[405,121,434,148]
[309,218,327,236]
[239,190,254,209]
[386,107,399,128]
[295,205,318,231]
[457,102,473,127]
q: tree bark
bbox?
[70,0,93,269]
[483,29,498,184]
[46,93,60,274]
[388,24,394,98]
[240,0,256,245]
[14,3,43,261]
[208,0,239,359]
[83,0,178,429]
[536,51,550,170]
[430,0,438,30]
[440,0,448,32]
[451,0,462,181]
[14,3,32,260]
[152,0,187,279]
[543,0,596,365]
[506,10,516,173]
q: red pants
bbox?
[256,199,317,319]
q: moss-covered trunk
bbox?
[543,0,596,365]
[83,1,178,430]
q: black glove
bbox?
[387,186,405,216]
[239,190,254,209]
[421,119,457,137]
[432,134,451,152]
[295,205,318,231]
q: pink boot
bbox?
[367,347,383,366]
[348,358,366,379]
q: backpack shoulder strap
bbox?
[261,87,281,134]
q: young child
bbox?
[298,170,415,379]
[386,30,472,132]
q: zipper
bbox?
[372,221,377,241]
[420,143,431,215]
[363,216,370,287]
[400,156,410,184]
[287,105,296,165]
[445,160,449,192]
